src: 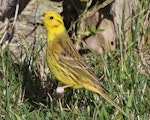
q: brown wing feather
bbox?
[57,38,107,92]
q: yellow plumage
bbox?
[40,11,127,117]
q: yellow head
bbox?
[40,12,65,32]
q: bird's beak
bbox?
[38,14,44,21]
[38,15,44,26]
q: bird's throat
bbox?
[47,25,66,42]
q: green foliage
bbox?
[85,26,104,36]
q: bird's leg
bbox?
[54,85,72,100]
[56,85,72,94]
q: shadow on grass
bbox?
[21,62,74,110]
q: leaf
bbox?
[86,26,104,36]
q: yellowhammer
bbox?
[40,12,127,117]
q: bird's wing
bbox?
[58,39,105,88]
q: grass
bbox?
[0,0,150,120]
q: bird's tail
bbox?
[83,82,128,117]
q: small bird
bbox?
[40,12,127,117]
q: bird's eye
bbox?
[50,16,54,20]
